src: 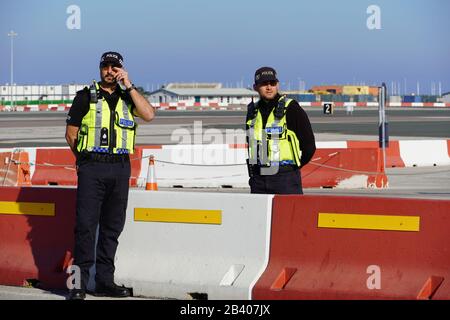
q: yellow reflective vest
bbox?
[246,96,302,167]
[76,81,136,154]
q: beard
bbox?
[101,73,116,85]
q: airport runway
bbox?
[0,107,449,147]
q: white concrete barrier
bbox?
[138,145,248,188]
[399,140,450,167]
[316,141,348,149]
[114,190,273,300]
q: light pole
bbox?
[7,30,18,110]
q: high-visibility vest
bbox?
[246,96,302,167]
[77,81,136,154]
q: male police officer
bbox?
[246,67,316,194]
[65,52,155,300]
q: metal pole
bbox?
[378,83,387,172]
[404,78,407,95]
[7,31,18,110]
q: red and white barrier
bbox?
[319,140,450,167]
[2,102,450,112]
[1,140,448,189]
[1,105,72,112]
[2,187,450,300]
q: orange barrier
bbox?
[301,148,387,188]
[130,147,144,187]
[31,147,143,187]
[252,195,450,299]
[31,149,77,186]
[0,187,76,289]
[0,151,31,186]
[448,140,450,158]
[347,141,405,168]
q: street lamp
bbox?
[7,30,18,110]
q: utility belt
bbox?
[246,159,298,177]
[78,151,130,164]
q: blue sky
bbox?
[1,0,449,94]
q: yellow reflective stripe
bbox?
[0,201,55,217]
[248,98,300,165]
[134,208,222,225]
[318,213,420,232]
[113,97,135,153]
[120,99,127,150]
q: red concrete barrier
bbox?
[447,140,450,158]
[32,149,77,186]
[347,141,405,168]
[31,147,143,187]
[130,146,145,187]
[252,195,450,299]
[0,151,32,186]
[0,187,76,289]
[301,148,387,188]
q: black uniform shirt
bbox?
[246,94,316,168]
[66,85,136,127]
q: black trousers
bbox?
[73,158,130,289]
[249,168,303,194]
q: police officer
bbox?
[65,52,155,300]
[246,67,316,194]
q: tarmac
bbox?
[0,285,153,300]
[0,107,449,147]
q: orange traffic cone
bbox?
[145,155,158,191]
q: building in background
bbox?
[310,85,344,95]
[0,84,87,104]
[148,83,258,106]
[1,83,447,109]
[310,85,378,96]
[442,92,450,103]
